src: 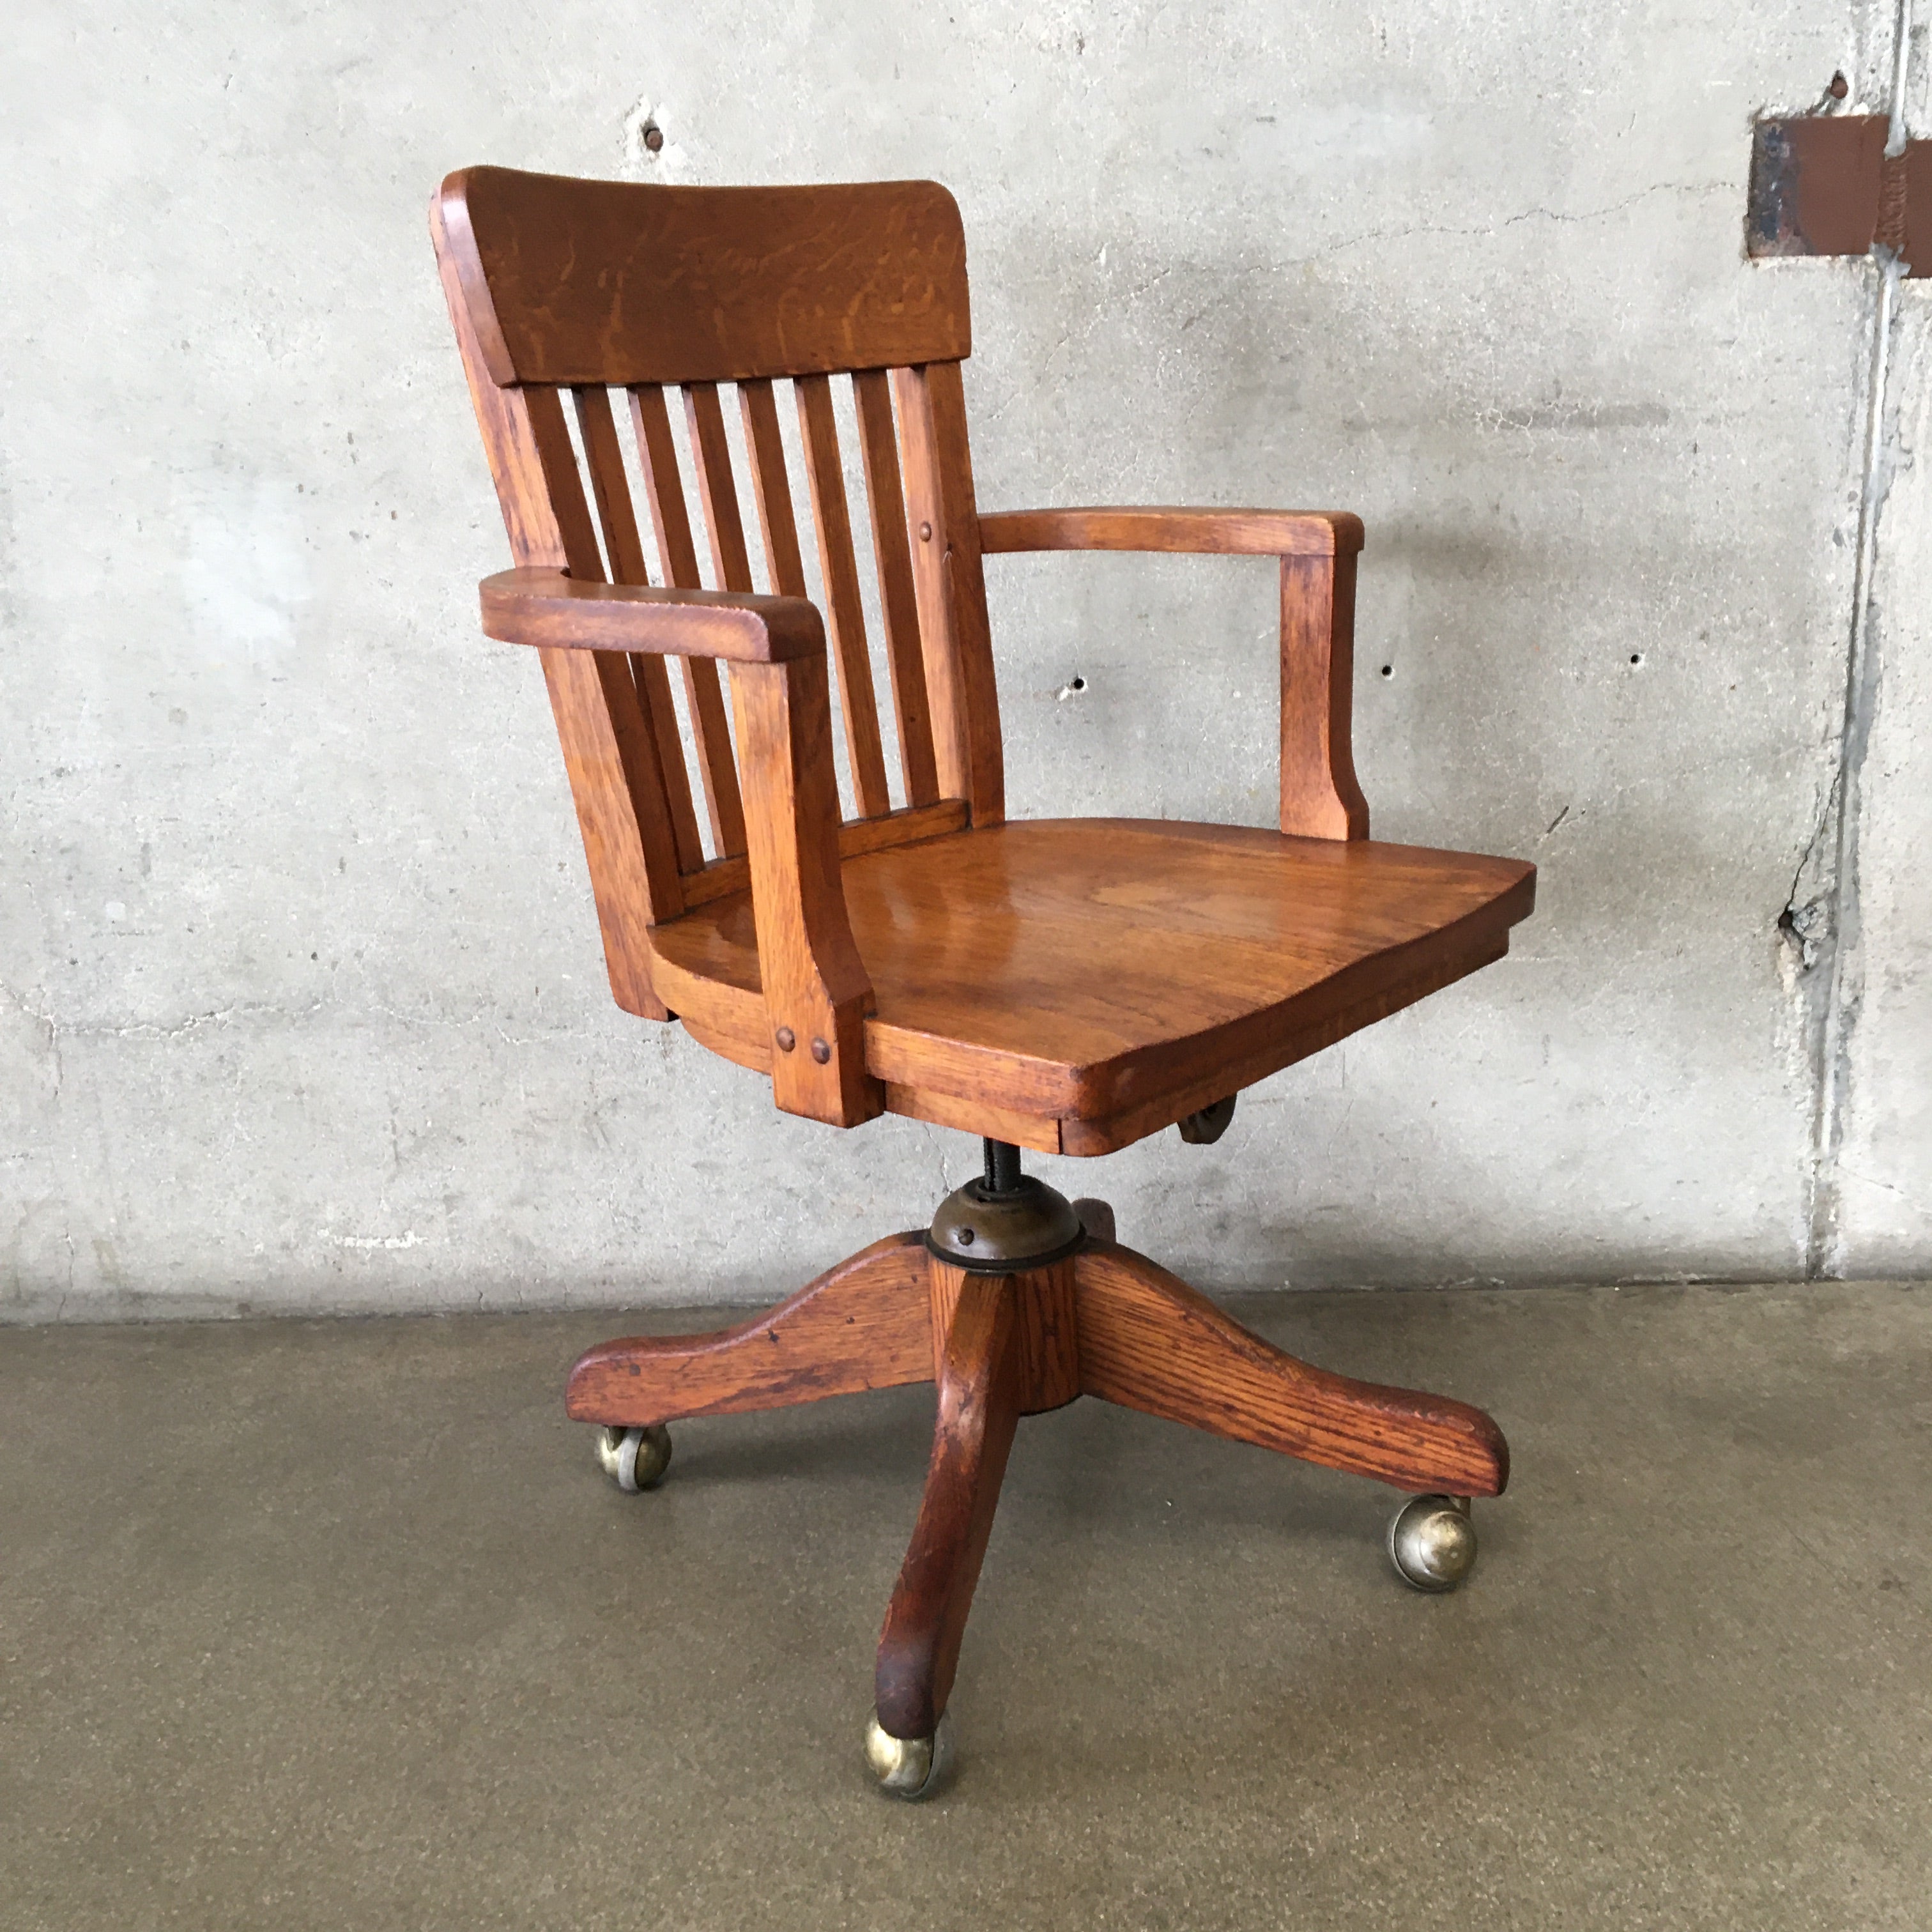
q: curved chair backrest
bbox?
[431,167,1004,1018]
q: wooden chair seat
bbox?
[654,818,1534,1154]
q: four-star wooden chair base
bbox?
[566,1140,1508,1798]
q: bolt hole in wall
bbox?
[1055,674,1087,700]
[623,98,682,171]
[1630,653,1644,666]
[1380,663,1393,678]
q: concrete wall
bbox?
[4,1,1926,1319]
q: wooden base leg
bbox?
[565,1231,932,1426]
[1074,1240,1509,1496]
[874,1272,1023,1742]
[1070,1196,1116,1244]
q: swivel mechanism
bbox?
[925,1138,1085,1271]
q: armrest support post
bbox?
[1279,550,1368,841]
[728,654,884,1128]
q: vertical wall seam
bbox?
[1804,0,1913,1279]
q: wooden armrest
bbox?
[483,567,878,1128]
[980,505,1368,841]
[480,567,825,663]
[977,506,1363,558]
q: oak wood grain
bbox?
[979,506,1363,557]
[880,1082,1062,1155]
[438,169,970,387]
[648,818,1535,1133]
[440,167,1535,1169]
[567,384,644,582]
[676,797,967,910]
[564,1232,931,1424]
[627,382,756,872]
[627,385,707,588]
[875,1272,1022,1740]
[737,378,809,596]
[1056,921,1506,1156]
[928,1256,1080,1415]
[569,385,706,872]
[678,381,754,857]
[978,503,1368,842]
[727,651,883,1126]
[795,372,893,818]
[1075,1242,1509,1496]
[892,362,1003,824]
[538,645,686,938]
[852,368,940,807]
[1280,550,1369,841]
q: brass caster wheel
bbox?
[594,1423,672,1493]
[863,1711,954,1800]
[1388,1493,1476,1592]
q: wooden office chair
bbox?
[431,167,1535,1797]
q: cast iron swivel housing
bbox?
[925,1139,1086,1271]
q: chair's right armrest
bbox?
[480,567,824,663]
[977,506,1361,558]
[481,567,879,1129]
[976,510,1368,841]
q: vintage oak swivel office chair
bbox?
[431,167,1535,1798]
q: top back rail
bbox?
[443,168,972,386]
[433,166,1003,1018]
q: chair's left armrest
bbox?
[977,507,1369,840]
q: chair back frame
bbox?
[431,167,1004,1041]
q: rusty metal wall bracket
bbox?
[1748,115,1932,273]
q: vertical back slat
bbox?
[571,385,705,873]
[684,383,756,591]
[520,384,608,582]
[678,381,757,859]
[1279,550,1370,840]
[851,370,939,808]
[569,385,648,579]
[737,379,809,595]
[796,374,891,818]
[630,383,747,860]
[891,362,1004,826]
[520,383,688,928]
[627,385,705,586]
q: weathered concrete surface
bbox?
[1832,295,1932,1271]
[3,1283,1928,1929]
[1,3,1927,1315]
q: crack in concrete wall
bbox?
[1801,0,1915,1278]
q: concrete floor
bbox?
[4,1280,1928,1930]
